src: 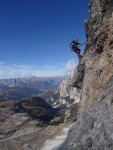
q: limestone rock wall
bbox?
[49,72,80,109]
[48,72,80,123]
[61,0,113,149]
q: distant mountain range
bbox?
[0,76,63,101]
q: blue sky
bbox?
[0,0,88,78]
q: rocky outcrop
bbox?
[49,73,80,109]
[61,0,113,149]
[48,72,80,122]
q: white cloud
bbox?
[0,59,77,79]
[66,58,76,75]
[0,63,65,79]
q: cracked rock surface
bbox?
[60,0,113,149]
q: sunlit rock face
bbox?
[61,0,113,149]
[50,72,80,109]
[48,71,80,123]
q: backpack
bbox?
[70,40,77,49]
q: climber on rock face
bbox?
[70,38,83,59]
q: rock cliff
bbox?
[49,73,80,109]
[48,72,80,122]
[61,0,113,149]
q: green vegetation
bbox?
[49,112,65,126]
[66,104,79,122]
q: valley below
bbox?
[0,75,80,150]
[0,100,71,150]
[0,96,73,150]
